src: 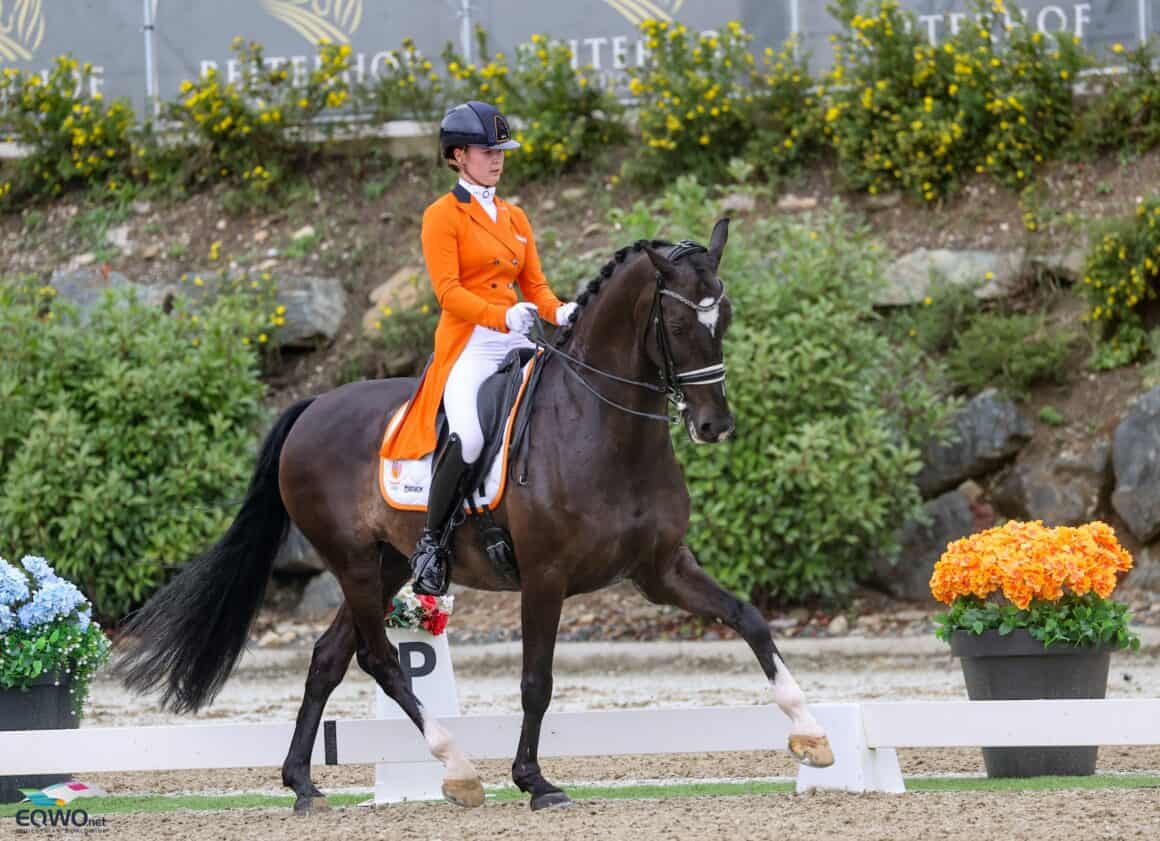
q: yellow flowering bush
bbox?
[1081,195,1160,366]
[826,0,1083,201]
[359,36,445,122]
[442,28,625,181]
[164,37,351,192]
[0,57,136,203]
[744,37,825,177]
[1071,42,1160,156]
[624,19,757,184]
[931,520,1139,649]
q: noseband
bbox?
[531,239,728,423]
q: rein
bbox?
[529,240,727,424]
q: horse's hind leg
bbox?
[632,544,834,768]
[282,603,357,815]
[346,543,485,808]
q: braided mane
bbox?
[554,238,671,348]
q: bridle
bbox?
[531,240,728,424]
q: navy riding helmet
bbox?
[439,101,520,160]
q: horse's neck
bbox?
[548,259,672,455]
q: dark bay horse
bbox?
[116,219,834,814]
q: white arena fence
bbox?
[3,698,1160,797]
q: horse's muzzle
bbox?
[685,412,735,445]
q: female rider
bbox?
[380,101,577,596]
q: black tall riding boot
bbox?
[409,434,472,596]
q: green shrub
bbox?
[1037,405,1064,426]
[442,28,626,181]
[343,291,440,382]
[744,37,826,178]
[945,311,1076,395]
[0,58,137,204]
[1080,195,1160,357]
[890,281,981,354]
[0,279,269,621]
[825,0,1083,201]
[625,185,952,603]
[1070,42,1160,156]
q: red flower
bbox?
[417,594,437,610]
[426,612,449,636]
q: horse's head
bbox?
[641,218,734,444]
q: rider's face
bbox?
[456,146,505,187]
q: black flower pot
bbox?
[0,674,78,803]
[950,629,1111,778]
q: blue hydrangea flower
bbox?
[0,604,14,633]
[0,558,30,607]
[20,555,58,583]
[16,579,88,629]
[77,607,92,632]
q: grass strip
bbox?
[2,774,1157,816]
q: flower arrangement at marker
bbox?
[0,555,110,714]
[930,520,1140,650]
[384,584,453,636]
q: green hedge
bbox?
[0,280,269,621]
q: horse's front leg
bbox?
[512,573,571,810]
[632,544,834,768]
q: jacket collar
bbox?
[450,184,519,258]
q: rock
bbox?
[49,267,168,323]
[216,218,228,231]
[865,192,902,211]
[872,489,976,601]
[828,615,849,636]
[70,252,96,269]
[254,229,270,244]
[876,248,1025,307]
[274,525,326,574]
[297,572,345,621]
[272,275,348,349]
[369,265,424,311]
[1112,387,1160,542]
[507,195,522,206]
[292,224,316,241]
[142,243,161,260]
[105,225,131,250]
[581,223,603,238]
[917,389,1032,498]
[992,440,1110,526]
[1029,248,1086,282]
[561,187,586,202]
[776,193,817,212]
[258,258,279,272]
[720,193,757,214]
[131,200,152,216]
[539,199,557,212]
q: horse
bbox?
[116,218,835,814]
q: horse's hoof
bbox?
[789,734,835,768]
[530,790,573,812]
[293,795,331,816]
[442,777,485,808]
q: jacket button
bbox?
[493,259,500,264]
[512,259,518,265]
[491,283,497,288]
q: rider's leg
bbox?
[409,328,505,595]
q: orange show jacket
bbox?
[380,183,563,461]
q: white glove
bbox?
[556,302,579,326]
[505,302,538,336]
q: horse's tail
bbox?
[117,397,316,713]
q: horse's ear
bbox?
[708,217,730,270]
[642,244,678,282]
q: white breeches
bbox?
[444,325,535,464]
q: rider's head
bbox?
[440,101,519,188]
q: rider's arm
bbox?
[422,202,510,332]
[511,207,562,325]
